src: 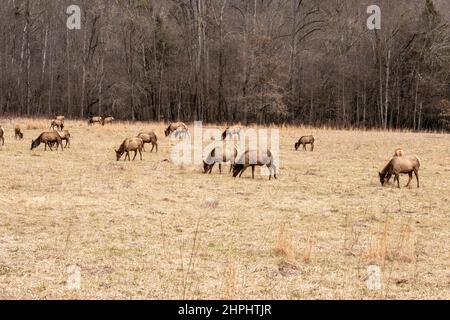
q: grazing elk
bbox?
[232,149,277,180]
[222,125,242,140]
[102,116,114,125]
[295,135,315,151]
[88,116,103,126]
[15,124,24,140]
[394,148,404,157]
[31,132,63,151]
[137,131,158,152]
[164,122,190,138]
[0,126,4,146]
[203,144,238,174]
[115,137,144,161]
[379,155,421,188]
[50,119,64,131]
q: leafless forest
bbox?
[1,0,449,130]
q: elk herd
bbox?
[0,117,422,187]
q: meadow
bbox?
[0,118,449,299]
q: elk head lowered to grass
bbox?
[232,149,277,180]
[295,135,315,151]
[115,137,144,161]
[88,116,103,126]
[379,155,421,188]
[31,131,64,151]
[203,143,238,174]
[164,122,189,138]
[221,125,242,140]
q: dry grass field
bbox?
[0,118,449,300]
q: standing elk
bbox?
[379,155,421,188]
[394,148,404,157]
[115,137,144,161]
[102,116,114,125]
[295,135,315,151]
[15,125,24,140]
[232,149,277,180]
[55,115,65,123]
[31,132,63,151]
[50,119,64,131]
[203,144,238,174]
[222,125,242,140]
[164,122,190,138]
[137,131,158,152]
[88,116,103,126]
[57,130,71,148]
[0,126,4,146]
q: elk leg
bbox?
[414,169,420,188]
[139,149,142,160]
[150,143,155,152]
[267,164,272,180]
[239,165,248,177]
[209,164,214,174]
[273,164,278,179]
[311,143,314,151]
[251,165,255,179]
[155,143,158,153]
[132,150,137,160]
[405,172,413,187]
[48,143,53,151]
[125,152,130,161]
[396,174,401,188]
[219,163,222,174]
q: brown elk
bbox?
[57,130,71,148]
[115,137,144,161]
[102,116,114,125]
[50,119,64,131]
[31,132,63,151]
[164,122,189,138]
[295,135,315,151]
[137,131,158,152]
[15,124,24,140]
[88,116,103,126]
[0,126,4,146]
[379,155,421,188]
[394,148,404,157]
[222,125,242,140]
[49,130,71,149]
[232,149,277,180]
[203,144,238,174]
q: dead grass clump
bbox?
[367,217,392,264]
[366,217,416,264]
[273,224,296,264]
[301,232,315,264]
[222,263,236,299]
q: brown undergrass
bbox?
[0,118,449,299]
